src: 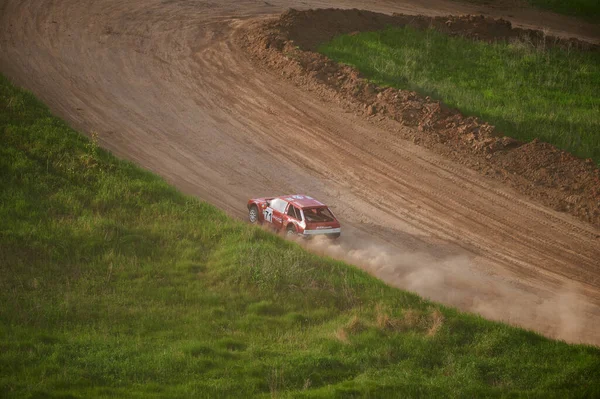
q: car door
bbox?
[270,198,287,230]
[262,204,274,224]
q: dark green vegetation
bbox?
[319,27,600,164]
[458,0,600,22]
[527,0,600,21]
[2,74,600,398]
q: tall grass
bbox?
[319,27,600,164]
[1,74,600,397]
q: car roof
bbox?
[278,194,326,209]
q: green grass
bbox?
[319,27,600,164]
[457,0,600,22]
[527,0,600,21]
[1,73,600,398]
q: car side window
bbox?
[270,198,280,211]
[270,199,288,213]
[279,200,288,213]
[287,205,300,220]
[286,205,295,218]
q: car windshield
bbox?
[303,207,334,222]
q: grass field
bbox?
[527,0,600,21]
[319,27,600,165]
[2,74,600,398]
[457,0,600,22]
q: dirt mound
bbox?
[239,9,600,226]
[275,8,599,51]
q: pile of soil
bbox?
[276,8,599,52]
[238,8,600,226]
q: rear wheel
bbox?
[286,225,297,237]
[248,205,259,224]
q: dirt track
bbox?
[1,0,599,345]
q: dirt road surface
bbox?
[1,0,599,345]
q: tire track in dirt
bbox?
[253,86,598,280]
[1,0,599,345]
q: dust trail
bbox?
[299,233,595,345]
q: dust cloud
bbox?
[299,233,595,345]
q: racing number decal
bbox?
[263,207,273,223]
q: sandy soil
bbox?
[1,0,599,345]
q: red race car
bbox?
[247,194,341,239]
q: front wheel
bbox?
[248,205,259,224]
